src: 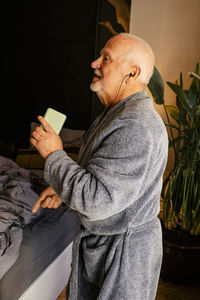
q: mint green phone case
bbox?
[43,108,67,134]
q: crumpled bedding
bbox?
[0,156,41,279]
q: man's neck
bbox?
[104,87,145,114]
[106,85,145,109]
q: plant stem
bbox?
[163,104,178,158]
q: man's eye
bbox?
[103,56,109,61]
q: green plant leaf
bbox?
[165,105,180,123]
[148,67,164,104]
[188,63,200,108]
[161,171,172,199]
[161,63,200,235]
[167,82,192,113]
[195,105,200,121]
[177,96,187,123]
[169,136,183,148]
[179,72,183,88]
[188,80,199,108]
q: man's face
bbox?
[90,36,131,104]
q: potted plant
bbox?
[148,63,200,283]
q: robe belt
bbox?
[80,217,159,237]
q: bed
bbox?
[0,204,79,300]
[0,127,84,300]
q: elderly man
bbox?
[31,33,168,300]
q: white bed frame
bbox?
[18,242,72,300]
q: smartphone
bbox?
[42,108,67,134]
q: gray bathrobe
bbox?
[44,91,168,300]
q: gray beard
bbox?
[90,81,100,92]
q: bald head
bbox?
[113,33,155,85]
[90,32,155,107]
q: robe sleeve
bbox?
[44,119,154,221]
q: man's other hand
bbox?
[32,186,63,213]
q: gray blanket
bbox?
[44,91,168,299]
[0,156,41,279]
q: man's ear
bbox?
[126,65,141,83]
[131,65,141,79]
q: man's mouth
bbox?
[94,72,102,79]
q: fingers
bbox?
[40,196,62,209]
[52,195,63,208]
[37,116,55,133]
[32,197,43,213]
[32,191,63,213]
[30,125,45,148]
[32,196,58,213]
[30,116,63,159]
[53,200,60,209]
[32,186,53,213]
[40,196,53,208]
[31,126,44,140]
[30,136,36,147]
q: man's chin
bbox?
[90,81,101,92]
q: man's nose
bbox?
[91,56,101,69]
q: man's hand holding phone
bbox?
[30,115,63,159]
[30,108,66,159]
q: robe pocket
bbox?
[82,235,111,286]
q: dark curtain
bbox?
[0,0,98,147]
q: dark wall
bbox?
[0,0,131,149]
[91,0,127,120]
[1,0,98,147]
